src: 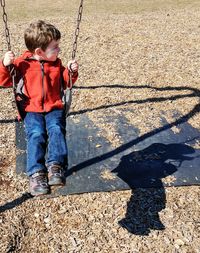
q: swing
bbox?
[1,2,200,196]
[0,0,84,120]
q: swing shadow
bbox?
[0,84,199,123]
[67,98,200,175]
[112,143,195,235]
[70,84,200,116]
[0,192,33,213]
[0,118,18,123]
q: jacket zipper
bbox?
[40,62,45,111]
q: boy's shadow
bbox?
[112,143,195,235]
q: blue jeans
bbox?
[24,109,68,176]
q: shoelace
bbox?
[49,166,62,176]
[35,174,48,185]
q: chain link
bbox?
[0,0,15,76]
[69,0,84,90]
[72,0,83,60]
[1,0,18,115]
[1,0,11,51]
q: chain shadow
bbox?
[0,84,199,122]
[0,118,17,123]
[112,143,195,235]
[68,100,200,175]
[70,84,200,116]
[0,192,33,213]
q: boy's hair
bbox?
[24,20,61,53]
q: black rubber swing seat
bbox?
[16,109,200,196]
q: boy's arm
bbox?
[61,60,78,89]
[0,61,13,87]
[0,51,15,87]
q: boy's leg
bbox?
[24,112,49,195]
[45,109,68,185]
[24,112,47,175]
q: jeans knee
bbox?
[48,125,65,134]
[27,130,46,140]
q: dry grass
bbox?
[0,0,200,252]
[3,0,200,21]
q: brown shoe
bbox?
[48,164,65,186]
[29,171,49,196]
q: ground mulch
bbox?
[0,3,200,253]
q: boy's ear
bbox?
[34,48,43,56]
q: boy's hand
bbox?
[3,51,15,67]
[67,60,78,73]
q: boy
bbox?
[0,20,78,196]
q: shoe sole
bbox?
[48,178,65,186]
[30,189,49,196]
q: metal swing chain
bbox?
[1,0,18,115]
[69,0,83,89]
[72,0,84,60]
[1,0,15,78]
[1,0,11,51]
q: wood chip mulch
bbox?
[0,6,200,253]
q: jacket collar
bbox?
[21,51,59,65]
[21,50,35,60]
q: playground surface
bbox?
[0,0,200,252]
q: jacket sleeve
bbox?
[61,63,78,90]
[0,61,13,87]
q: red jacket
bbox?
[0,51,78,114]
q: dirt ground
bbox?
[0,1,200,252]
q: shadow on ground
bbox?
[1,83,199,214]
[119,188,166,235]
[114,143,194,235]
[0,193,33,213]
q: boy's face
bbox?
[41,39,60,61]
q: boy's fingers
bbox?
[71,63,78,68]
[71,66,78,72]
[10,54,15,58]
[5,52,15,61]
[7,51,15,56]
[68,61,78,72]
